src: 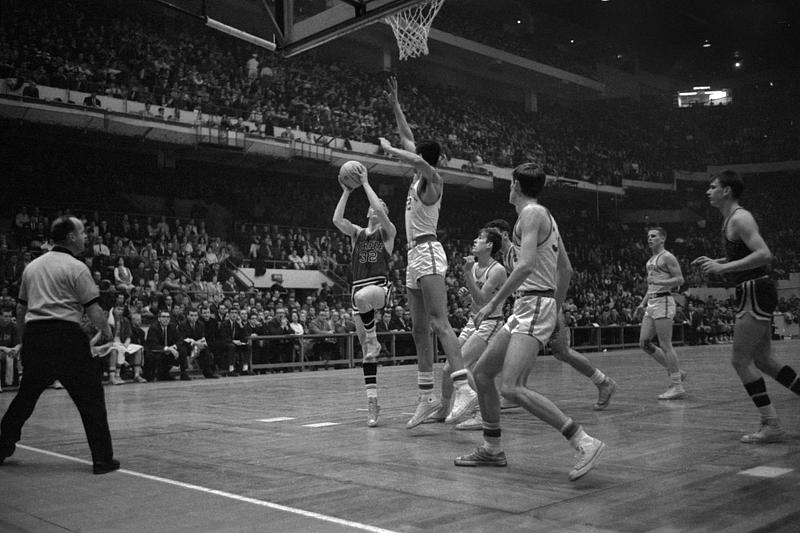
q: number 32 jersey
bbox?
[351,228,391,285]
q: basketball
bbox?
[338,160,366,190]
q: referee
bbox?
[0,217,119,474]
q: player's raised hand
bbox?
[462,255,475,272]
[383,76,399,105]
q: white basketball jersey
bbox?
[405,177,441,243]
[646,250,674,296]
[470,260,504,318]
[507,205,560,293]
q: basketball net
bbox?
[384,0,445,60]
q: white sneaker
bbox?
[422,400,450,424]
[569,436,606,481]
[367,398,380,428]
[741,421,785,444]
[406,394,441,429]
[110,375,126,385]
[593,378,617,411]
[446,386,478,424]
[658,384,686,400]
[455,411,483,431]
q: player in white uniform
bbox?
[379,76,476,429]
[426,227,507,429]
[636,227,687,400]
[333,163,396,427]
[485,219,618,412]
[454,163,606,481]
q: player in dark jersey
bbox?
[333,161,396,427]
[693,170,800,443]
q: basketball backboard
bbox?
[152,0,427,58]
[268,0,425,57]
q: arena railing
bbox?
[244,324,688,373]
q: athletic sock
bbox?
[418,371,434,395]
[589,369,606,385]
[775,365,800,395]
[450,368,469,389]
[669,372,682,385]
[482,421,502,453]
[561,418,582,446]
[363,362,378,399]
[744,378,773,415]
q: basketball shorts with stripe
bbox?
[503,295,557,345]
[735,277,776,321]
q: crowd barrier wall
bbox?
[243,324,692,372]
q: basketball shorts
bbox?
[735,277,776,321]
[503,295,557,345]
[351,279,392,313]
[644,294,676,320]
[406,241,448,290]
[459,316,505,344]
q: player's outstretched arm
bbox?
[383,76,416,152]
[361,179,397,255]
[332,187,359,238]
[378,137,439,184]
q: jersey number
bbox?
[359,251,378,263]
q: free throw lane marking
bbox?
[256,417,296,422]
[302,422,340,428]
[739,466,794,478]
[16,444,399,533]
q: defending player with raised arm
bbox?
[332,161,396,427]
[635,227,687,400]
[693,170,799,443]
[454,163,605,481]
[426,227,507,429]
[378,75,476,429]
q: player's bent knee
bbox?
[550,342,568,360]
[641,339,656,353]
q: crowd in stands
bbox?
[3,162,798,387]
[2,0,800,386]
[3,0,800,190]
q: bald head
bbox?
[51,216,86,253]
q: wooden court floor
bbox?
[1,341,798,533]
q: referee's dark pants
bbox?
[0,321,114,464]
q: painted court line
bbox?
[16,444,399,533]
[738,466,794,478]
[256,417,296,423]
[302,422,340,428]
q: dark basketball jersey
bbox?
[722,207,768,285]
[351,228,391,285]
